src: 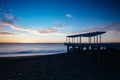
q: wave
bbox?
[0,43,66,57]
[0,50,66,57]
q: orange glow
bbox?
[0,33,120,43]
[0,36,65,43]
[0,38,21,43]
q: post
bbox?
[79,37,81,43]
[69,37,70,43]
[67,45,70,53]
[100,34,101,43]
[94,36,95,43]
[96,35,98,44]
[96,35,99,49]
[77,37,78,43]
[72,38,73,43]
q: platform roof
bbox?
[67,31,106,37]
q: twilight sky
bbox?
[0,0,120,43]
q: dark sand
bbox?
[0,50,120,80]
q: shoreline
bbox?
[0,52,66,58]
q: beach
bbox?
[0,50,120,80]
[0,0,120,79]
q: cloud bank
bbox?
[0,21,61,34]
[71,22,120,34]
[0,14,63,35]
[0,32,15,35]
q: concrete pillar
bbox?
[96,35,98,44]
[91,46,94,50]
[72,38,73,43]
[69,38,70,43]
[100,34,101,43]
[80,46,83,52]
[94,36,95,43]
[67,46,70,53]
[72,46,75,52]
[79,37,81,43]
[86,46,89,51]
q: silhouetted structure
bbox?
[64,31,120,53]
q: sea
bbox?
[0,43,67,57]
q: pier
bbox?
[64,31,120,53]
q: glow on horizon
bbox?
[0,0,120,43]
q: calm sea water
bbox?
[0,43,67,57]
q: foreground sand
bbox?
[0,51,120,80]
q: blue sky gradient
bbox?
[0,0,120,43]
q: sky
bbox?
[0,0,120,43]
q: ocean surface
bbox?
[0,43,67,57]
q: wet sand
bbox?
[0,50,120,80]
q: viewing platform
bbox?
[64,31,120,53]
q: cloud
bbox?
[0,13,19,26]
[58,24,64,28]
[66,14,72,18]
[38,28,57,33]
[0,19,62,34]
[0,32,15,35]
[71,22,120,34]
[9,24,39,34]
[4,14,19,21]
[0,19,13,24]
[100,22,120,33]
[0,13,63,35]
[0,23,6,27]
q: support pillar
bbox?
[86,46,89,51]
[79,37,81,43]
[96,35,98,44]
[80,46,82,53]
[94,36,95,43]
[67,46,70,53]
[69,38,70,43]
[100,34,101,43]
